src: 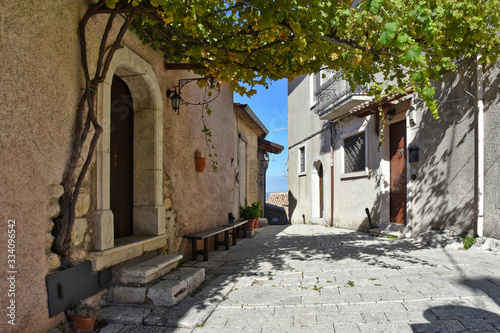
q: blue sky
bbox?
[233,79,289,193]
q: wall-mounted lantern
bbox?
[166,88,181,114]
[386,108,396,121]
[166,77,221,115]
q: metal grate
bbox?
[299,147,305,173]
[344,132,366,173]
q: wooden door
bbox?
[110,75,134,238]
[389,121,406,225]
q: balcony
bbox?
[314,76,371,121]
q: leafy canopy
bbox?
[108,0,500,117]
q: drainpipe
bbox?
[477,54,484,237]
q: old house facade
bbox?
[288,62,500,239]
[0,2,273,332]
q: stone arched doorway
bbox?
[93,46,164,256]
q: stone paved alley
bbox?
[100,224,500,333]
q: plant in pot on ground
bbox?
[66,300,99,333]
[240,200,262,230]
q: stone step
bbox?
[117,254,183,285]
[111,266,205,306]
[148,267,205,306]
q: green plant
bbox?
[239,200,262,219]
[67,301,99,318]
[462,236,476,250]
[347,280,355,287]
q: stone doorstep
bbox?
[112,266,205,306]
[147,267,205,306]
[118,254,183,285]
[369,228,403,238]
[162,267,205,294]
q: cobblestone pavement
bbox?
[101,224,500,333]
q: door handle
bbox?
[398,149,404,159]
[113,154,118,167]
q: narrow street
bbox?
[101,224,500,333]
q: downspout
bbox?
[476,54,484,237]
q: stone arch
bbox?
[93,46,164,251]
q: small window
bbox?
[299,146,306,174]
[344,132,366,173]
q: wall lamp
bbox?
[386,108,396,121]
[166,77,221,115]
[259,153,270,176]
[166,88,181,114]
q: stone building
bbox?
[234,103,284,214]
[288,61,500,239]
[0,2,270,332]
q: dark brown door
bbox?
[390,121,406,225]
[110,75,133,238]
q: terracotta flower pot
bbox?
[71,315,96,333]
[194,157,207,172]
[246,219,257,231]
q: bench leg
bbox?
[203,238,210,261]
[224,230,230,250]
[214,235,219,251]
[232,227,237,246]
[191,239,197,260]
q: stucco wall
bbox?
[236,118,260,207]
[483,63,500,239]
[331,115,385,230]
[288,75,332,226]
[1,2,87,331]
[0,1,237,331]
[409,61,477,236]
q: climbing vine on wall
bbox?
[53,1,140,264]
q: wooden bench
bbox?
[223,220,248,245]
[184,226,234,261]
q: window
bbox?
[299,146,306,174]
[344,131,366,173]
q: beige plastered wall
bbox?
[235,118,260,208]
[0,1,236,331]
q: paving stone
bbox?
[459,318,499,332]
[410,320,468,333]
[358,322,414,333]
[99,306,151,325]
[117,325,171,332]
[98,323,125,333]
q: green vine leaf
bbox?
[378,22,398,46]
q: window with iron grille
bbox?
[344,132,366,173]
[299,146,305,173]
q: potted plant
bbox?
[240,200,262,231]
[67,300,99,333]
[194,150,207,172]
